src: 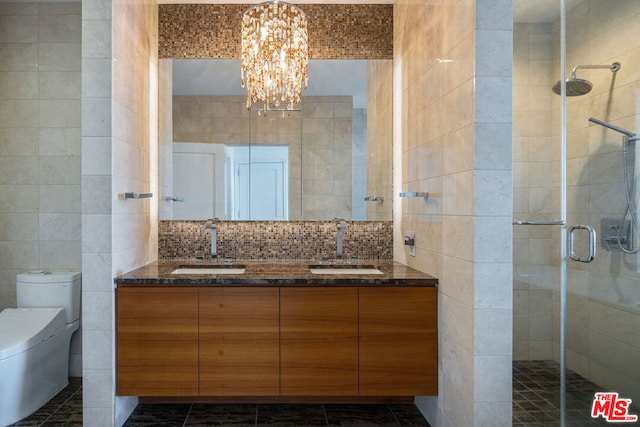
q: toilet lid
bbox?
[0,308,66,361]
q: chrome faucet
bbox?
[205,218,218,260]
[335,218,347,260]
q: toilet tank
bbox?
[17,271,81,324]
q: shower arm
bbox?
[588,117,636,138]
[571,62,621,78]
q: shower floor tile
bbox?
[513,360,640,426]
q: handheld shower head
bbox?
[552,61,621,96]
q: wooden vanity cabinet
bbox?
[359,287,438,396]
[116,287,199,396]
[116,285,437,398]
[280,287,359,396]
[199,287,280,396]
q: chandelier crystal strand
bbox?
[241,1,308,111]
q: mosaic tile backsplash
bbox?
[159,220,393,261]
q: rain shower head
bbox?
[552,77,592,96]
[552,61,621,96]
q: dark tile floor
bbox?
[513,360,639,426]
[11,362,640,426]
[122,402,431,427]
[7,377,83,426]
[7,377,429,427]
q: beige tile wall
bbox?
[396,0,513,425]
[302,96,353,219]
[158,59,173,221]
[0,1,81,374]
[81,0,158,424]
[352,108,367,220]
[366,60,393,221]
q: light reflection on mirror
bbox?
[159,58,392,221]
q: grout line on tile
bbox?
[182,403,193,427]
[386,403,401,426]
[255,403,259,427]
[322,404,329,426]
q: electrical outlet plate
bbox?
[404,231,416,257]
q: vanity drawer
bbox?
[199,287,280,396]
[116,287,199,396]
[280,287,359,396]
[359,287,438,396]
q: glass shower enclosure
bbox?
[513,0,640,425]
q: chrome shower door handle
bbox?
[568,224,596,263]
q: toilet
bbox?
[0,271,81,427]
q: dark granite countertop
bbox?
[114,259,438,287]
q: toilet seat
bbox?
[0,308,65,361]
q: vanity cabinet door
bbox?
[359,287,438,396]
[280,287,359,395]
[116,287,199,396]
[199,287,280,396]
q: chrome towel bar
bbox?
[513,219,565,226]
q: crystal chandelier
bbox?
[241,0,309,111]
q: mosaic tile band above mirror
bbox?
[159,220,393,261]
[159,4,393,59]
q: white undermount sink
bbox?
[308,265,383,275]
[171,265,246,275]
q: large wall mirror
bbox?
[159,58,392,221]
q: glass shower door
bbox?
[512,0,569,422]
[514,0,640,425]
[563,0,640,425]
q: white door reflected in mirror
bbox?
[172,142,225,220]
[228,145,288,220]
[171,143,289,220]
